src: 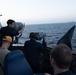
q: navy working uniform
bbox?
[24,39,44,73]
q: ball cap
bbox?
[2,36,12,43]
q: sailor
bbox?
[0,19,25,50]
[24,32,46,73]
[24,32,53,74]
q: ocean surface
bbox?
[18,22,76,52]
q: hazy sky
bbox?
[0,0,76,25]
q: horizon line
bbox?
[26,21,76,25]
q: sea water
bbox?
[18,22,76,52]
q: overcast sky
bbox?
[0,0,76,25]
